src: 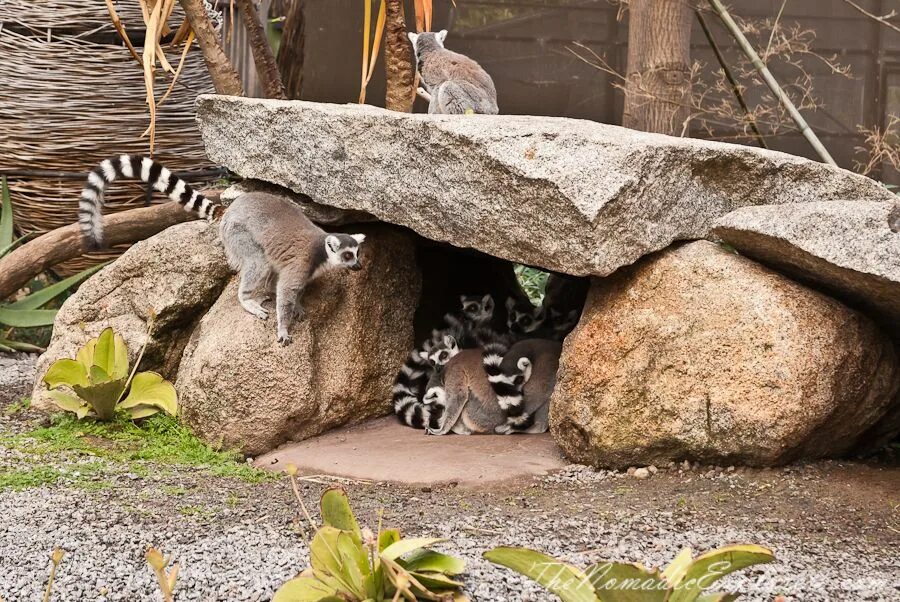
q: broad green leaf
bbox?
[0,341,13,353]
[92,327,129,379]
[408,571,464,590]
[0,176,13,249]
[696,594,739,602]
[73,378,127,421]
[378,528,401,552]
[43,358,89,389]
[0,306,57,328]
[126,404,162,419]
[310,526,357,595]
[272,576,339,602]
[667,545,774,602]
[47,391,89,416]
[7,262,108,310]
[381,538,446,561]
[402,549,466,576]
[483,547,596,602]
[320,487,362,541]
[119,372,177,416]
[0,337,43,353]
[336,531,370,597]
[89,364,111,384]
[76,339,97,371]
[662,547,694,588]
[586,562,667,602]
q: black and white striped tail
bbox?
[482,340,526,417]
[79,155,221,248]
[393,348,440,429]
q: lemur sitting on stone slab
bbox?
[78,155,367,346]
[408,30,499,115]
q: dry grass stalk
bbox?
[855,115,900,176]
[359,0,387,103]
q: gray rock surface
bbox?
[221,180,377,226]
[175,225,420,456]
[196,96,893,277]
[714,201,900,333]
[551,241,900,468]
[0,353,37,406]
[30,222,231,412]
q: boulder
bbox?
[195,96,893,277]
[31,222,230,412]
[175,225,419,456]
[713,201,900,334]
[550,241,900,468]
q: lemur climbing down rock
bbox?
[408,30,499,115]
[78,155,367,346]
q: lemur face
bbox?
[506,297,546,335]
[460,294,494,324]
[427,335,460,369]
[325,234,366,271]
[550,307,580,333]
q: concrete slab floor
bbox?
[254,417,568,487]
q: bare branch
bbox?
[841,0,900,35]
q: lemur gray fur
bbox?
[423,339,560,436]
[78,156,367,346]
[393,295,493,429]
[408,30,499,115]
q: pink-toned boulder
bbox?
[551,241,900,468]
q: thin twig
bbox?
[765,0,789,59]
[695,8,768,148]
[708,0,836,165]
[288,471,318,533]
[841,0,900,35]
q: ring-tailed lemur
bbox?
[393,294,494,429]
[506,297,548,339]
[408,30,499,115]
[541,273,589,341]
[79,155,221,248]
[423,341,559,436]
[79,156,367,345]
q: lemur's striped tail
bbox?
[79,155,222,248]
[482,340,530,417]
[393,348,437,429]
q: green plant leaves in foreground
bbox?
[274,486,468,602]
[42,327,178,421]
[484,547,597,602]
[485,544,774,602]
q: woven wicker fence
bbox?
[0,2,217,272]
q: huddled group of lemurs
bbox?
[392,273,588,436]
[74,29,580,436]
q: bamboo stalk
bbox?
[694,8,768,149]
[707,0,836,166]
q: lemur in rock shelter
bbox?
[78,155,367,345]
[483,273,588,429]
[408,30,499,115]
[393,294,497,430]
[423,339,561,436]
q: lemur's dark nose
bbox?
[350,262,362,271]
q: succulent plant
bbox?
[484,544,775,602]
[42,327,177,421]
[274,487,469,602]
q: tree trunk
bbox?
[0,194,220,301]
[236,0,287,99]
[277,0,305,99]
[383,0,416,112]
[178,0,244,96]
[623,0,693,135]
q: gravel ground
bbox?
[1,352,898,601]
